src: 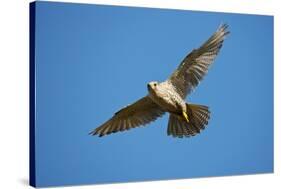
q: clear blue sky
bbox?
[34,1,273,187]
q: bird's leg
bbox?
[182,111,189,123]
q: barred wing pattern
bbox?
[90,96,165,137]
[168,24,229,98]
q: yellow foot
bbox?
[182,111,189,123]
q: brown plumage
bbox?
[90,24,229,138]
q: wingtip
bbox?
[88,129,107,137]
[219,23,230,35]
[88,130,97,136]
[219,22,228,29]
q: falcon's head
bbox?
[147,81,158,92]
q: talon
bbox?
[183,111,189,123]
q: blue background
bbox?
[34,1,273,187]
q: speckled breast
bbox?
[148,83,185,114]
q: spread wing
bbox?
[90,96,165,137]
[168,24,229,98]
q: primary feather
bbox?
[168,24,229,98]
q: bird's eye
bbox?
[154,83,157,87]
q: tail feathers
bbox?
[167,104,210,138]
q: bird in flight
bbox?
[90,24,229,138]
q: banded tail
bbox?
[167,103,210,138]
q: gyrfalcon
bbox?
[90,24,229,138]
